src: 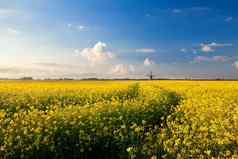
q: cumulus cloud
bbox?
[193,56,227,63]
[111,64,135,75]
[200,42,233,53]
[77,42,115,65]
[201,44,214,53]
[144,58,154,66]
[136,48,156,53]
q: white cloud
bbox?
[180,48,197,54]
[0,9,18,18]
[74,49,80,54]
[67,23,72,28]
[32,62,75,69]
[136,48,156,53]
[193,56,227,63]
[67,23,87,31]
[189,7,211,12]
[172,9,182,14]
[225,17,233,22]
[233,61,238,69]
[180,48,187,53]
[76,25,85,31]
[170,7,210,15]
[144,58,154,66]
[145,13,151,17]
[208,42,233,47]
[78,42,115,65]
[7,28,20,35]
[200,42,233,53]
[111,64,135,75]
[201,44,214,53]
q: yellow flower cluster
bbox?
[0,80,180,158]
[0,80,237,158]
[157,80,238,158]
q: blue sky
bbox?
[0,0,238,79]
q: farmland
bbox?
[0,80,237,158]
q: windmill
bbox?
[146,71,155,80]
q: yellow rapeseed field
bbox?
[0,80,237,159]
